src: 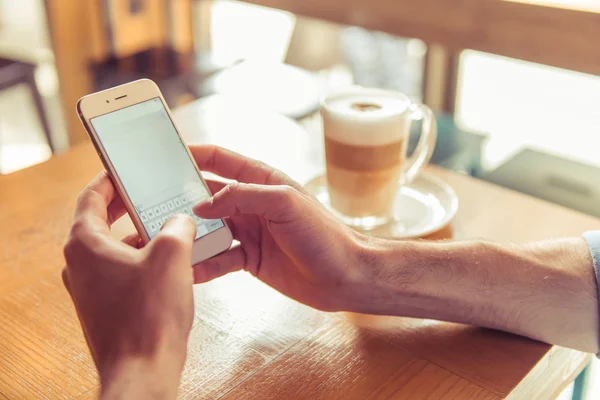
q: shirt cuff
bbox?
[583,231,600,357]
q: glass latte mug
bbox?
[321,87,437,230]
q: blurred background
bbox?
[0,1,599,398]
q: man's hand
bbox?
[63,172,197,399]
[191,145,599,353]
[190,145,370,312]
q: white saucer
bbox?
[305,173,459,239]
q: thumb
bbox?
[148,214,197,264]
[192,183,300,221]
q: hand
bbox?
[191,145,369,311]
[62,172,197,399]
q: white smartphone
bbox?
[77,79,233,264]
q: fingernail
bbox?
[193,198,212,215]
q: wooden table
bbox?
[1,96,599,399]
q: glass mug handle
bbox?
[400,103,437,185]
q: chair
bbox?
[0,57,54,152]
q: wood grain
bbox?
[1,99,598,398]
[191,272,331,358]
[179,317,270,399]
[221,318,417,400]
[365,359,502,400]
[342,315,551,397]
[505,345,591,400]
[0,274,96,398]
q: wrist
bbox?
[342,236,482,318]
[99,350,185,400]
[98,335,187,400]
[339,234,428,315]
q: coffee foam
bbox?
[322,89,410,146]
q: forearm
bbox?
[352,237,599,353]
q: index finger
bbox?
[189,145,303,190]
[73,171,117,234]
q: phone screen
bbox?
[90,97,224,240]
